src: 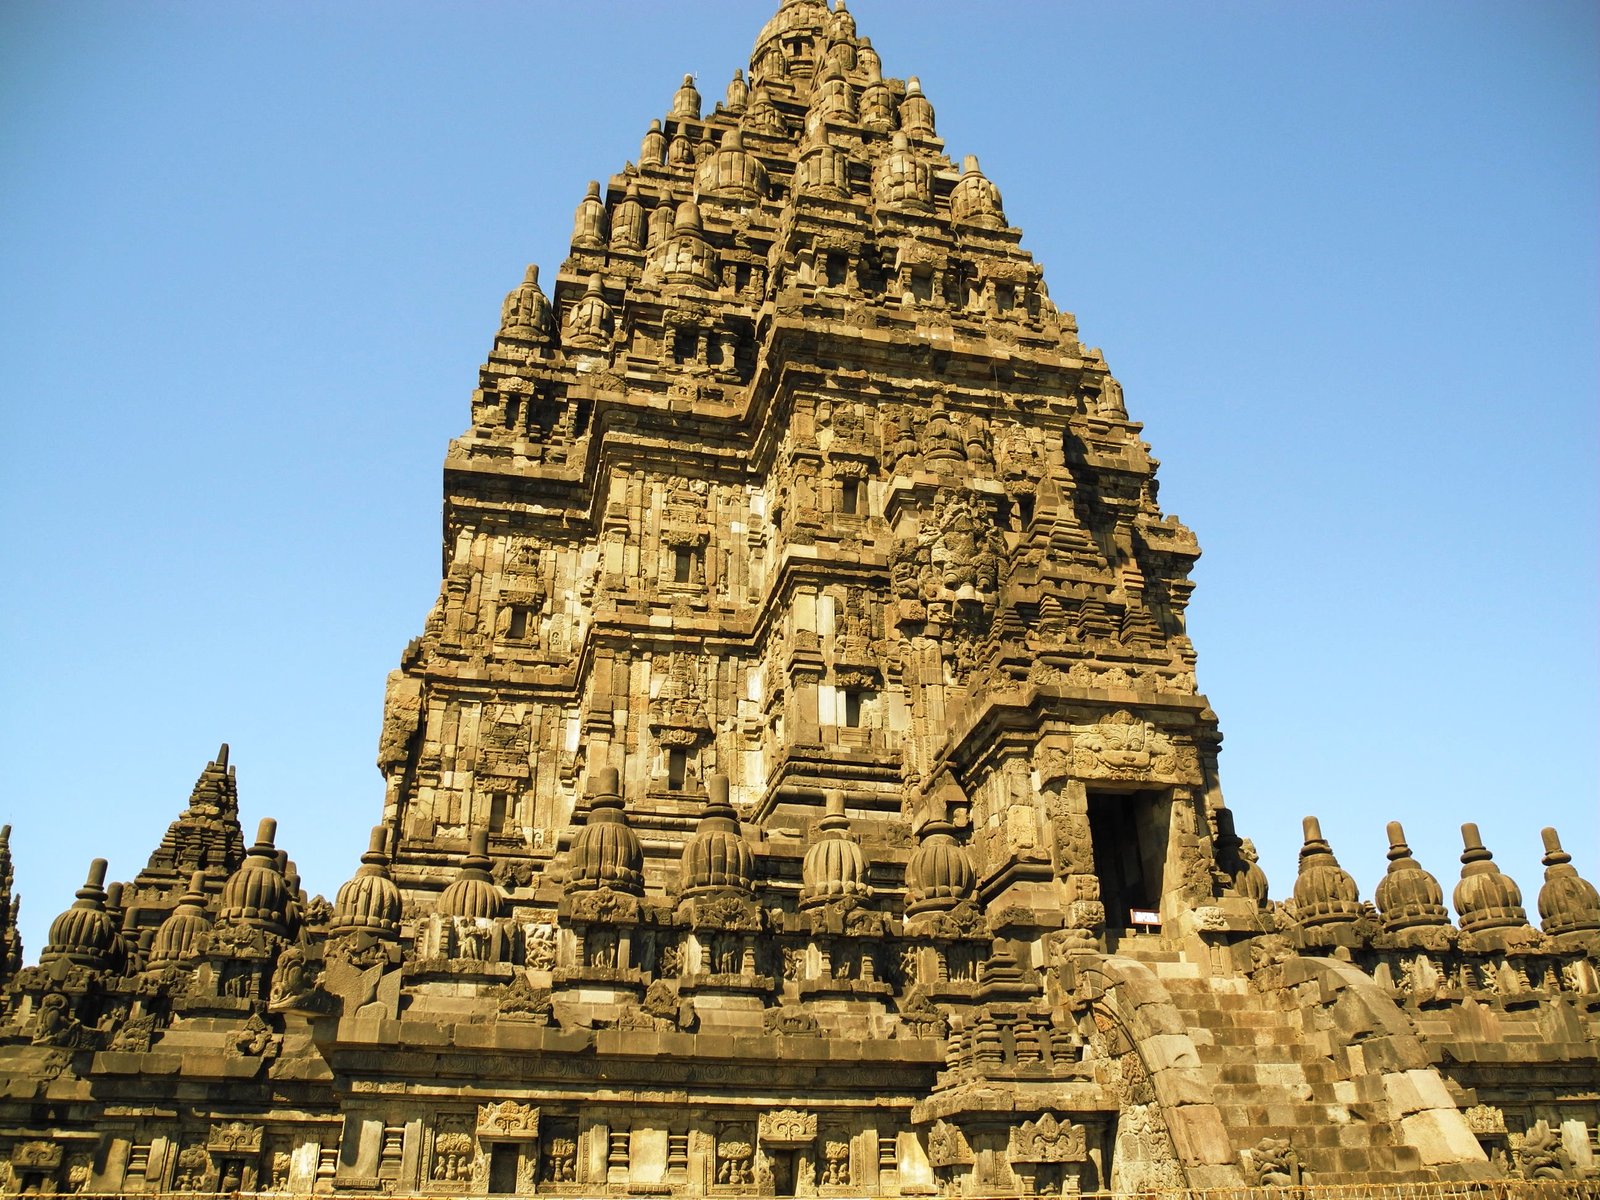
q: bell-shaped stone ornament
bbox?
[571,180,607,250]
[1291,816,1363,936]
[680,775,755,897]
[873,132,933,213]
[671,73,702,121]
[800,791,870,909]
[437,828,507,920]
[900,75,936,136]
[1452,822,1532,937]
[1372,821,1452,940]
[499,264,552,341]
[218,818,291,936]
[641,119,667,167]
[1536,826,1600,942]
[725,68,749,112]
[949,155,1006,229]
[564,274,615,350]
[568,767,644,894]
[41,858,121,971]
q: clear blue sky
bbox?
[2,1,1595,959]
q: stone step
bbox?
[1153,968,1429,1183]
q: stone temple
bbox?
[1,1,1597,1195]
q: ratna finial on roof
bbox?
[571,181,607,251]
[1453,822,1535,950]
[1536,826,1600,945]
[218,817,290,937]
[1291,816,1364,946]
[40,858,119,972]
[672,73,702,121]
[1373,820,1453,948]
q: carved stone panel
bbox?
[758,1109,817,1147]
[478,1101,540,1141]
[1009,1113,1087,1163]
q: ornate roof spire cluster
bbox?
[134,743,246,894]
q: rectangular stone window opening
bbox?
[672,329,698,365]
[1015,492,1034,529]
[1087,789,1166,930]
[488,791,509,833]
[843,689,871,728]
[825,252,848,287]
[840,477,862,515]
[506,605,533,640]
[673,548,694,583]
[909,269,934,303]
[667,747,689,791]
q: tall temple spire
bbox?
[134,743,247,894]
[0,826,19,986]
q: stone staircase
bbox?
[1139,949,1431,1183]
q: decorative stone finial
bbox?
[1536,826,1600,942]
[873,132,933,213]
[808,60,856,126]
[41,858,121,971]
[795,123,850,197]
[800,790,869,908]
[564,273,615,351]
[331,825,403,938]
[610,180,646,252]
[1291,816,1364,944]
[218,817,290,935]
[857,37,881,81]
[1373,821,1452,945]
[499,264,552,341]
[950,155,1006,229]
[672,73,702,120]
[571,180,607,249]
[437,827,508,920]
[695,128,770,204]
[900,75,936,136]
[828,0,856,41]
[653,201,718,289]
[147,870,213,971]
[641,118,666,167]
[568,767,644,894]
[726,69,749,112]
[1452,823,1532,942]
[904,802,974,916]
[680,774,755,897]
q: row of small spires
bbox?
[1277,816,1599,942]
[35,781,1597,974]
[498,138,1009,349]
[32,767,964,975]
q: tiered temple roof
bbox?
[0,3,1595,1194]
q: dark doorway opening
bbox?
[1087,790,1166,928]
[487,1143,518,1194]
[767,1148,795,1195]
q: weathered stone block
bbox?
[1398,1110,1489,1166]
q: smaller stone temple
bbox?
[0,1,1596,1195]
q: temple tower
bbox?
[376,0,1228,956]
